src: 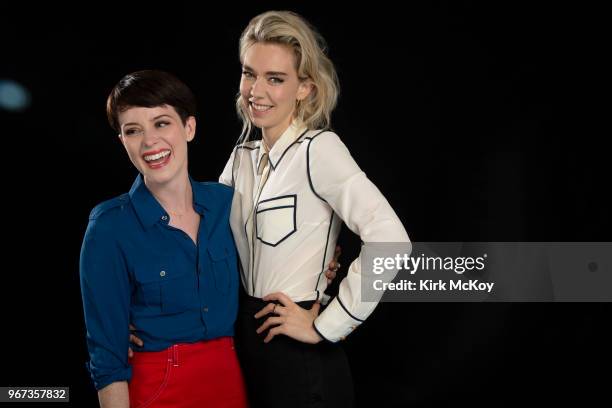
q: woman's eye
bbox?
[242,71,254,78]
[269,77,284,84]
[124,128,140,136]
[156,121,170,128]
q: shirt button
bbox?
[161,215,168,221]
[160,270,166,277]
[203,307,209,312]
[350,325,357,331]
[340,336,346,341]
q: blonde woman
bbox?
[220,11,410,407]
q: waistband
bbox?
[131,337,234,365]
[239,292,317,314]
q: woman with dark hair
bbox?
[81,69,340,407]
[80,70,248,408]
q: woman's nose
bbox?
[142,129,159,146]
[250,77,264,98]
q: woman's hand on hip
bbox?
[255,292,323,344]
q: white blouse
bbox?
[219,121,410,342]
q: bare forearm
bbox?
[98,381,129,408]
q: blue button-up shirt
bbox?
[80,174,239,390]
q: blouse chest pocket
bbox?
[135,258,197,314]
[255,195,297,247]
[207,245,236,295]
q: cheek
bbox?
[123,140,139,158]
[272,87,298,111]
[239,80,251,100]
[125,146,142,167]
[167,130,188,147]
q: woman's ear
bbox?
[297,80,314,101]
[185,116,197,142]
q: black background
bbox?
[1,2,609,407]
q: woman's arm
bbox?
[80,211,133,393]
[98,381,129,408]
[308,131,410,342]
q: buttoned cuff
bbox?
[313,297,362,343]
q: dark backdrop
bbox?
[1,2,608,407]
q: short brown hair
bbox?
[106,70,197,132]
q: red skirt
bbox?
[129,337,248,408]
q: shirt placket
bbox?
[247,151,271,295]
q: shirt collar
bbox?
[190,176,212,212]
[128,174,210,229]
[258,120,308,171]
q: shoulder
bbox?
[305,129,362,182]
[305,129,343,148]
[304,129,338,141]
[85,193,131,242]
[88,193,130,221]
[305,129,349,157]
[227,140,261,167]
[194,181,234,204]
[235,140,261,152]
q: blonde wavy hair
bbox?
[236,10,340,141]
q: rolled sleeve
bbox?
[80,218,132,390]
[86,361,132,391]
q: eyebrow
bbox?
[152,114,173,121]
[122,114,173,128]
[243,65,288,76]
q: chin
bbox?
[142,168,175,186]
[255,119,279,132]
[248,113,271,128]
[249,116,265,128]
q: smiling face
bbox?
[240,42,312,141]
[118,104,195,187]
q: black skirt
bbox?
[235,293,354,408]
